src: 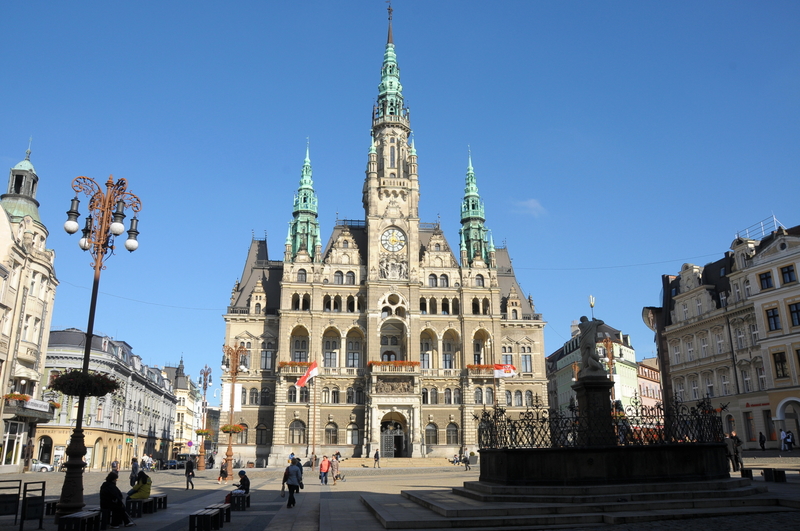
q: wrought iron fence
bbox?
[476,394,725,450]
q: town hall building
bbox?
[221,12,546,465]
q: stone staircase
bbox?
[340,457,459,468]
[361,477,800,529]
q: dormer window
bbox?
[342,240,349,248]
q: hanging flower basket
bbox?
[48,401,62,409]
[195,429,212,437]
[49,371,120,397]
[3,392,31,402]
[220,424,245,434]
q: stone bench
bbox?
[231,492,249,511]
[45,498,58,515]
[741,467,789,482]
[125,497,155,518]
[206,503,231,524]
[151,493,168,510]
[189,508,221,531]
[57,510,100,531]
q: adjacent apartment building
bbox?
[0,147,58,473]
[644,218,800,449]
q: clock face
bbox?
[381,228,406,252]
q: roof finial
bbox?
[386,0,394,44]
[26,136,32,160]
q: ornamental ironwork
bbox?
[475,394,725,449]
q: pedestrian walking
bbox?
[330,455,340,485]
[185,457,195,490]
[787,431,795,451]
[780,429,787,451]
[462,454,471,471]
[208,454,215,469]
[218,461,228,485]
[319,455,330,485]
[731,431,744,470]
[724,433,739,472]
[282,458,304,509]
[129,458,139,487]
[759,432,766,451]
[374,450,380,468]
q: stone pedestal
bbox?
[572,377,616,447]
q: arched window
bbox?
[346,271,356,285]
[325,422,338,444]
[444,388,452,404]
[334,271,344,284]
[505,390,512,406]
[446,423,459,445]
[256,424,269,445]
[525,390,533,406]
[486,387,494,405]
[241,387,247,405]
[347,423,360,445]
[440,275,449,287]
[475,274,484,287]
[261,388,270,405]
[255,303,261,314]
[453,388,461,404]
[249,388,259,405]
[346,387,355,404]
[331,387,340,403]
[511,309,518,319]
[289,420,306,444]
[422,388,429,404]
[322,387,330,403]
[297,269,307,282]
[237,424,249,444]
[435,243,441,251]
[474,388,483,404]
[515,390,523,406]
[430,388,439,404]
[428,274,438,287]
[288,387,297,402]
[342,240,349,248]
[425,423,438,445]
[299,387,309,403]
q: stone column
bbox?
[571,377,616,447]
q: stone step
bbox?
[402,488,781,518]
[362,492,797,529]
[451,483,768,505]
[460,477,751,496]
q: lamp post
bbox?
[197,365,212,471]
[56,175,141,519]
[221,345,248,478]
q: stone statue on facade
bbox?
[578,316,606,378]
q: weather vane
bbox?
[387,1,393,21]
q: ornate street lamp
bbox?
[56,175,141,519]
[197,365,212,471]
[221,345,248,478]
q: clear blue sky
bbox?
[2,1,798,402]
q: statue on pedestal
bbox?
[578,316,606,378]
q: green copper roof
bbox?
[459,152,491,266]
[375,19,406,119]
[13,149,35,173]
[460,152,485,223]
[2,147,42,224]
[288,145,321,259]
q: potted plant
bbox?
[195,429,212,437]
[220,424,245,434]
[3,392,31,403]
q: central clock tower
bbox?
[363,14,419,284]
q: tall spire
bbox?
[374,1,406,123]
[387,1,394,44]
[287,143,320,261]
[460,150,491,267]
[2,141,42,224]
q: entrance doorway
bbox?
[380,412,407,457]
[38,436,53,464]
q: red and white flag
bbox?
[297,361,318,387]
[494,364,517,378]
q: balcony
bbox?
[368,362,420,374]
[321,367,364,377]
[421,368,460,378]
[3,398,55,422]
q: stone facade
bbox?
[646,218,800,449]
[221,18,547,466]
[0,147,58,474]
[42,329,176,470]
[163,360,202,458]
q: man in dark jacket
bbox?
[235,470,250,494]
[185,457,195,489]
[99,472,133,529]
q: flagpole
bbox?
[311,379,317,464]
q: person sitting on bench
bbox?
[234,470,250,494]
[100,472,135,529]
[127,471,152,500]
